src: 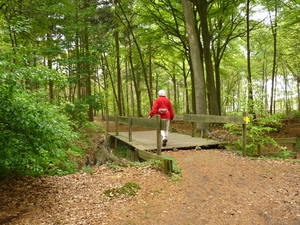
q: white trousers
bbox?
[161,119,170,140]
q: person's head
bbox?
[158,89,166,96]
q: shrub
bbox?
[0,89,83,178]
[224,114,285,156]
[63,100,89,129]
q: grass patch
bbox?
[104,182,141,198]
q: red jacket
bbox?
[149,96,174,121]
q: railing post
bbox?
[242,112,247,157]
[191,122,195,137]
[156,115,161,155]
[164,159,172,174]
[129,116,132,142]
[115,115,119,136]
[106,114,109,133]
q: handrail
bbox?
[183,113,247,156]
[107,113,247,157]
[107,115,167,155]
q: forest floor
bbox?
[0,119,300,225]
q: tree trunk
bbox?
[148,45,154,107]
[117,3,153,111]
[182,58,190,114]
[246,0,255,116]
[269,3,278,115]
[104,53,119,115]
[93,135,123,166]
[115,28,123,116]
[181,0,209,134]
[46,33,54,101]
[84,31,94,122]
[128,38,142,117]
[197,0,220,116]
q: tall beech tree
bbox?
[181,0,209,133]
[193,0,220,116]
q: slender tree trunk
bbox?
[75,0,81,100]
[83,0,93,122]
[246,0,255,116]
[215,61,222,114]
[261,51,266,115]
[283,69,289,114]
[128,38,142,117]
[286,62,300,111]
[115,28,123,116]
[100,55,109,121]
[117,3,153,110]
[148,45,154,107]
[84,32,93,121]
[269,2,278,115]
[46,33,54,101]
[182,58,190,114]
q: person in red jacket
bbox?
[148,90,174,147]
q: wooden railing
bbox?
[107,115,167,155]
[183,114,247,156]
[107,114,300,159]
[107,113,247,156]
[258,137,300,158]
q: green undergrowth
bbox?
[162,155,182,181]
[224,113,296,159]
[104,182,141,198]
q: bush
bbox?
[224,114,285,156]
[63,100,89,129]
[0,89,83,178]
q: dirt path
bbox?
[1,150,300,225]
[167,150,300,225]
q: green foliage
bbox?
[0,65,68,91]
[162,155,182,181]
[147,159,163,171]
[225,114,286,156]
[82,94,104,111]
[0,87,83,178]
[162,155,181,174]
[104,182,141,198]
[63,100,89,128]
[63,94,104,128]
[292,111,300,120]
[115,146,130,159]
[277,149,293,159]
[107,162,122,171]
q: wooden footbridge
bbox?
[106,114,247,174]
